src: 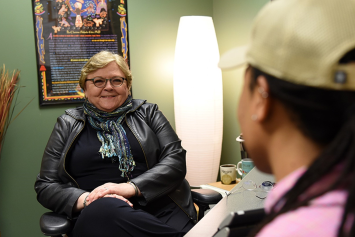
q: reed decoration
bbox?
[0,65,31,158]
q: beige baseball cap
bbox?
[218,0,355,91]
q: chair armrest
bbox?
[213,226,254,237]
[217,208,265,230]
[191,189,222,205]
[40,212,73,236]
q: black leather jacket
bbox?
[35,99,197,222]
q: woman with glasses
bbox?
[219,0,355,236]
[35,51,196,237]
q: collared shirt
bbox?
[256,167,347,236]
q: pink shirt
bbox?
[256,167,347,237]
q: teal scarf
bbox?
[83,96,135,177]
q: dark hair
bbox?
[248,49,355,237]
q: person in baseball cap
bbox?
[219,0,355,236]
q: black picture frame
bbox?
[31,0,130,105]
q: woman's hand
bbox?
[85,182,138,206]
[103,194,133,207]
[74,192,90,212]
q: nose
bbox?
[103,79,114,90]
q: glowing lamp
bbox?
[173,16,223,186]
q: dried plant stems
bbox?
[0,65,20,154]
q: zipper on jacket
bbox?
[124,103,196,222]
[125,118,149,174]
[124,103,150,175]
[168,194,196,222]
[63,115,86,188]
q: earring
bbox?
[258,87,269,98]
[251,114,258,121]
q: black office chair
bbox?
[40,189,222,237]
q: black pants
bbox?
[71,198,194,237]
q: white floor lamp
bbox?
[173,16,223,186]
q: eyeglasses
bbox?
[228,180,275,199]
[85,76,126,88]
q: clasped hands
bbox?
[77,182,136,211]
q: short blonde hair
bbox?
[79,51,132,90]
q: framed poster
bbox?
[32,0,129,105]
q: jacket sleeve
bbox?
[131,104,187,205]
[34,115,86,218]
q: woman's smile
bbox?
[84,61,130,112]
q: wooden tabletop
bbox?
[208,180,241,191]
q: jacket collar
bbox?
[65,106,85,121]
[130,99,146,112]
[65,99,146,120]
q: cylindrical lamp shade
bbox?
[173,16,223,186]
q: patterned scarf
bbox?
[83,96,135,177]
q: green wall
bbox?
[0,0,266,236]
[128,0,213,127]
[213,0,268,166]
